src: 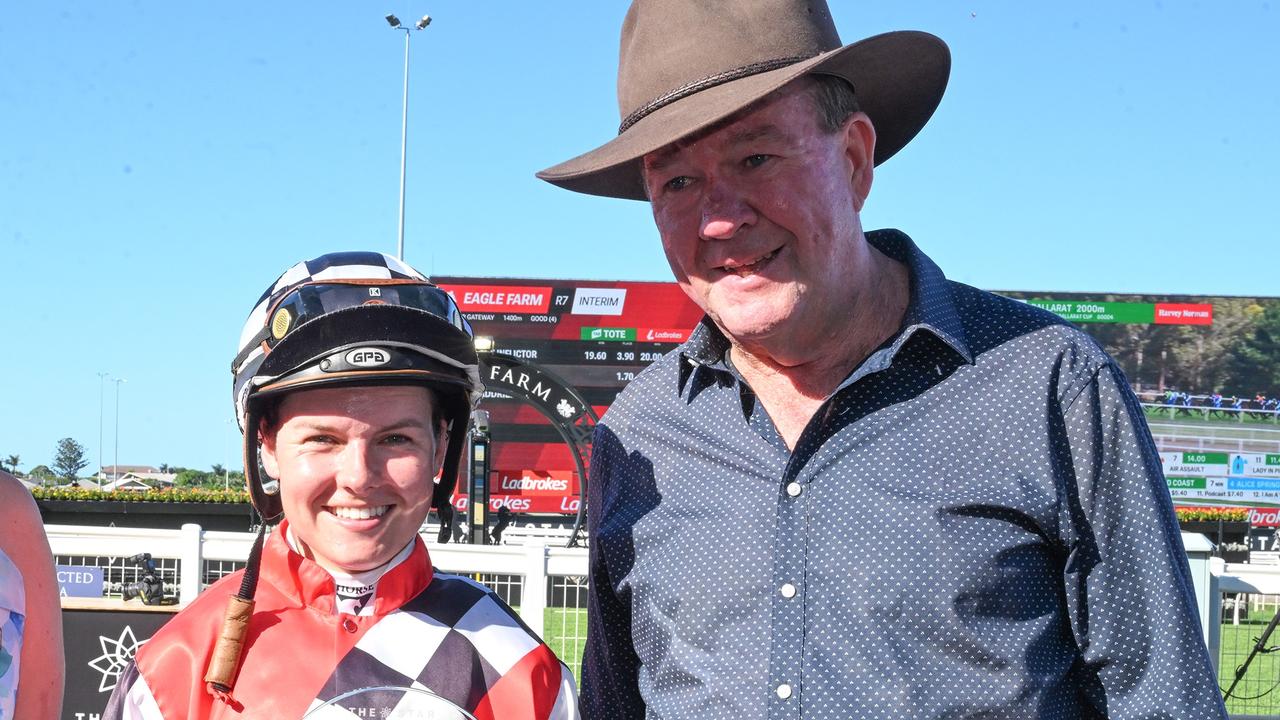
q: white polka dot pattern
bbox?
[579,231,1228,719]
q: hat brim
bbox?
[536,30,949,201]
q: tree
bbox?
[211,463,225,477]
[28,465,55,483]
[2,454,18,475]
[1227,302,1280,396]
[53,438,89,481]
[174,469,210,487]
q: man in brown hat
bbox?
[539,2,1227,718]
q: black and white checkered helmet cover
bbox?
[232,251,474,431]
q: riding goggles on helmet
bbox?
[234,279,471,374]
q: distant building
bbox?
[55,477,102,490]
[98,464,161,482]
[99,472,177,492]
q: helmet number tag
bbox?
[346,348,391,367]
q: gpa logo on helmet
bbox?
[346,348,391,367]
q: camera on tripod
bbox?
[121,552,166,605]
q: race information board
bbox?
[1164,451,1280,508]
[434,278,702,514]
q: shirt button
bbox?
[780,583,797,598]
[776,683,793,700]
[341,618,358,633]
[785,482,802,497]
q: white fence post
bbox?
[523,543,549,638]
[180,523,204,604]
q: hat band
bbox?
[618,54,813,134]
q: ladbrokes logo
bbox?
[438,284,552,313]
[1250,508,1280,527]
[641,328,689,343]
[500,475,569,491]
[455,496,532,511]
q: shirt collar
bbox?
[264,521,433,614]
[679,229,973,383]
[870,229,974,365]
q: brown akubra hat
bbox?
[536,0,950,201]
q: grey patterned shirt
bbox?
[581,230,1227,719]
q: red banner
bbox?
[1154,303,1213,325]
[451,494,583,514]
[1249,507,1280,527]
[440,284,553,314]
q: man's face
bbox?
[641,81,875,354]
[260,385,447,574]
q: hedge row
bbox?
[31,486,251,504]
[1174,506,1250,523]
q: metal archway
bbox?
[477,353,597,547]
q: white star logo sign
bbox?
[88,625,148,693]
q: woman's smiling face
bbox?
[260,384,446,573]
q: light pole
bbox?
[385,12,431,260]
[224,418,235,490]
[97,371,109,479]
[467,410,491,545]
[112,378,126,480]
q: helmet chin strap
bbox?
[432,393,471,544]
[243,405,283,523]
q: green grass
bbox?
[1220,614,1280,715]
[506,604,587,684]
[1144,406,1280,431]
[545,608,589,685]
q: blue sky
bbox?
[1,2,1276,473]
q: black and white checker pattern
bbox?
[232,252,429,428]
[304,573,545,719]
[239,252,424,362]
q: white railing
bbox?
[1154,436,1280,454]
[44,523,588,638]
[421,519,581,547]
[1146,419,1280,455]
